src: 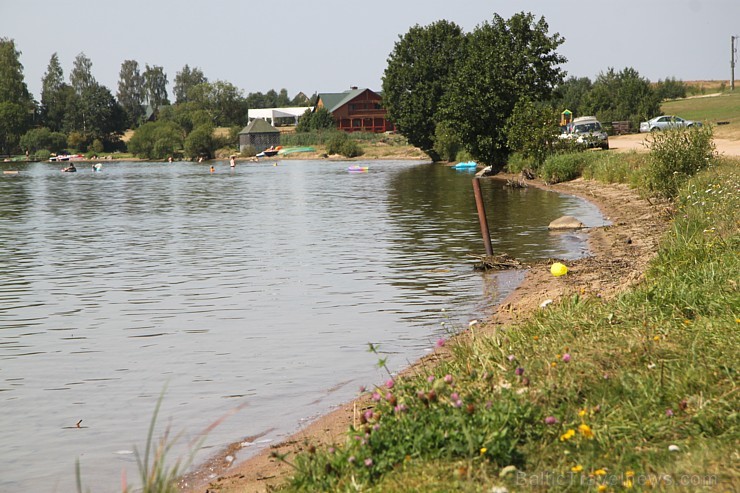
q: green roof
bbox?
[318,88,374,113]
[239,118,280,134]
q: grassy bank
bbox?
[274,155,738,491]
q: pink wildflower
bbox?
[562,353,571,363]
[544,416,559,425]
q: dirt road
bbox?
[610,133,740,156]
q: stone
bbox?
[548,216,585,230]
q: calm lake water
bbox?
[0,159,605,492]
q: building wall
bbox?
[329,90,393,133]
[239,133,281,153]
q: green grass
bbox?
[277,159,739,492]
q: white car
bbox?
[559,116,609,150]
[639,115,703,133]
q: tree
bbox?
[143,64,169,112]
[20,127,67,153]
[80,84,126,148]
[440,12,566,169]
[183,123,215,159]
[552,76,593,118]
[117,59,145,127]
[69,52,96,96]
[505,98,561,168]
[0,38,33,155]
[655,76,687,101]
[127,120,183,159]
[40,53,67,132]
[382,20,466,161]
[173,65,207,104]
[296,107,335,132]
[582,67,660,129]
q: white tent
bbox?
[247,107,313,125]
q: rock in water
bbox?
[548,216,585,230]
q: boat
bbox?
[452,161,477,169]
[49,154,85,162]
[256,146,282,158]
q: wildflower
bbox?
[551,362,557,368]
[328,447,335,453]
[544,416,559,425]
[665,408,674,417]
[578,409,587,418]
[385,379,394,389]
[364,458,373,467]
[427,375,435,383]
[560,429,575,441]
[394,404,407,414]
[480,447,487,455]
[625,471,635,478]
[348,455,356,463]
[562,353,571,363]
[371,392,381,402]
[507,354,516,362]
[453,399,463,408]
[450,392,459,401]
[571,464,583,473]
[436,338,446,347]
[364,410,374,421]
[515,367,524,376]
[594,469,607,476]
[578,423,595,439]
[533,335,539,341]
[444,374,453,384]
[653,335,661,342]
[623,479,633,489]
[597,485,608,492]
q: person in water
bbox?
[62,163,77,172]
[230,156,236,168]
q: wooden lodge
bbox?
[316,87,393,133]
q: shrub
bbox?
[505,152,535,174]
[67,131,87,152]
[643,125,716,198]
[239,145,256,158]
[34,149,51,161]
[539,152,588,183]
[340,139,364,158]
[128,121,184,160]
[184,124,215,159]
[89,139,104,154]
[326,132,349,155]
[20,128,68,154]
[432,121,461,162]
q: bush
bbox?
[89,139,104,154]
[34,149,51,161]
[20,128,68,154]
[505,152,535,174]
[539,152,589,183]
[432,121,461,162]
[184,124,215,159]
[643,125,716,198]
[340,139,364,158]
[128,121,184,160]
[326,132,349,155]
[240,145,256,158]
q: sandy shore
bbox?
[179,174,672,493]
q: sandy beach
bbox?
[180,172,673,492]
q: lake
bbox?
[0,159,605,492]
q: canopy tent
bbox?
[247,107,314,125]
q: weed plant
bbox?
[281,160,739,492]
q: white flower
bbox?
[668,444,680,452]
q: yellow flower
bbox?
[625,470,635,478]
[551,361,558,368]
[579,423,595,439]
[571,464,583,473]
[560,429,576,441]
[653,335,661,341]
[578,409,588,418]
[594,469,607,476]
[480,447,487,455]
[597,485,608,492]
[623,479,633,489]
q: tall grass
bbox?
[280,159,739,491]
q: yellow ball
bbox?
[551,262,568,277]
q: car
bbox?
[559,116,609,150]
[639,115,703,133]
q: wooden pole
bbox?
[472,177,493,256]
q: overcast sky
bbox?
[2,0,738,101]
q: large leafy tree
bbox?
[173,64,207,104]
[382,20,466,161]
[143,64,169,112]
[117,59,145,128]
[80,84,126,147]
[0,38,33,155]
[582,67,660,128]
[186,80,247,127]
[440,12,566,168]
[40,53,68,131]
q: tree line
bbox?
[381,12,688,168]
[0,37,312,158]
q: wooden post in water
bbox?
[472,177,493,256]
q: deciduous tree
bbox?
[143,64,169,112]
[382,20,466,161]
[440,12,566,169]
[40,53,67,132]
[173,65,207,104]
[117,59,145,128]
[0,37,33,154]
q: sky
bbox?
[2,0,739,102]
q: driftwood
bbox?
[473,253,526,271]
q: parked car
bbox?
[639,115,703,133]
[559,116,609,150]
